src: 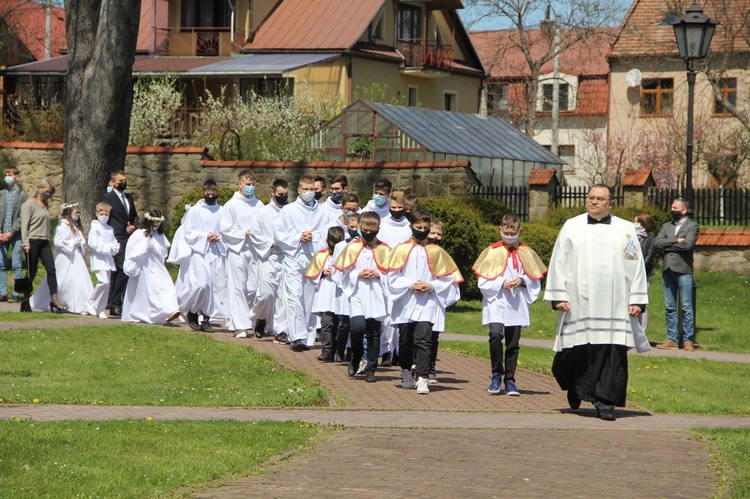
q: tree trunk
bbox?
[62,0,141,227]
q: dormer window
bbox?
[370,10,384,40]
[398,4,422,40]
[542,83,569,111]
[537,73,577,112]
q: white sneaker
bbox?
[416,377,430,395]
[401,369,415,389]
[356,359,367,375]
[86,302,97,317]
[98,312,109,319]
[234,330,249,338]
[428,372,439,384]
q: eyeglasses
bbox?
[587,196,610,202]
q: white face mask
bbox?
[97,215,109,224]
[634,222,643,230]
[501,232,520,245]
[72,214,80,222]
[299,190,315,203]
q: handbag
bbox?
[16,251,33,312]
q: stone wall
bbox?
[694,248,750,274]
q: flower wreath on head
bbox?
[145,213,165,222]
[59,202,79,214]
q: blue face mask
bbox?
[330,192,344,204]
[106,186,113,193]
[243,185,255,198]
[4,176,15,187]
[372,194,387,207]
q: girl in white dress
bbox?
[122,210,180,324]
[30,203,94,313]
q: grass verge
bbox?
[0,325,327,407]
[0,419,320,497]
[0,312,73,322]
[698,428,750,498]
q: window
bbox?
[443,92,457,111]
[370,10,384,40]
[641,78,673,116]
[241,78,294,102]
[181,0,230,27]
[559,145,576,172]
[714,78,737,116]
[408,86,418,107]
[541,83,569,112]
[397,4,421,40]
[487,83,509,115]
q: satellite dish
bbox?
[626,68,643,88]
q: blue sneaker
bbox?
[505,380,520,396]
[487,374,502,394]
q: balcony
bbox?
[152,27,247,57]
[397,38,454,77]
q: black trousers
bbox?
[319,312,340,356]
[335,314,350,360]
[108,241,128,307]
[488,323,521,382]
[552,343,629,407]
[349,316,380,373]
[399,321,433,379]
[429,331,439,372]
[28,238,57,296]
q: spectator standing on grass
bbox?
[544,184,649,421]
[654,199,700,352]
[0,166,28,303]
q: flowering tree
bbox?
[128,75,185,146]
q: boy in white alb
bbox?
[86,202,120,319]
[385,209,462,395]
[167,204,193,318]
[377,191,412,248]
[182,179,227,332]
[220,170,264,338]
[319,174,351,222]
[333,212,391,382]
[472,213,547,396]
[362,178,391,219]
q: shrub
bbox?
[463,196,511,226]
[129,74,185,146]
[612,204,671,233]
[539,204,585,229]
[10,99,65,142]
[519,223,559,267]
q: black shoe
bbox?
[187,312,200,331]
[254,319,266,338]
[273,332,290,344]
[290,340,309,352]
[334,352,343,363]
[380,352,392,367]
[200,320,214,332]
[595,402,616,421]
[365,371,376,382]
[347,362,357,376]
[317,352,333,362]
[567,389,581,410]
[109,305,122,317]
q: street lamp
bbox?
[671,2,718,218]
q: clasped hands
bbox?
[503,278,523,290]
[207,232,221,243]
[358,268,379,280]
[412,280,432,294]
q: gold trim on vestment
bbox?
[332,239,391,273]
[304,249,330,279]
[472,242,547,280]
[385,239,464,283]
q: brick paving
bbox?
[2,310,749,497]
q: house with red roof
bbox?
[3,0,485,118]
[608,0,750,189]
[0,0,66,67]
[470,28,615,186]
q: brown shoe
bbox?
[683,342,695,352]
[656,339,679,350]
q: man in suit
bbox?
[102,170,138,316]
[654,198,700,351]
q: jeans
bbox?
[0,235,23,299]
[662,269,694,344]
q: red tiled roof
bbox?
[528,169,558,185]
[610,0,750,58]
[3,55,233,75]
[697,228,750,247]
[469,28,615,79]
[621,168,655,186]
[201,160,471,169]
[0,0,66,62]
[352,42,402,61]
[246,0,386,51]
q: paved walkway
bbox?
[2,310,749,497]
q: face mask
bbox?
[634,222,642,230]
[670,210,683,221]
[4,176,15,187]
[331,192,344,204]
[501,233,520,245]
[299,190,315,203]
[359,229,378,243]
[274,194,288,205]
[97,215,109,224]
[412,227,430,241]
[204,195,217,206]
[427,237,441,245]
[243,185,255,197]
[405,211,414,223]
[347,228,359,239]
[389,208,405,220]
[72,215,80,222]
[116,182,127,192]
[40,190,51,201]
[314,191,323,201]
[343,210,357,219]
[372,194,387,207]
[106,186,113,193]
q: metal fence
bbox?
[648,187,750,226]
[471,185,529,220]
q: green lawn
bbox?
[0,419,320,497]
[700,428,750,498]
[0,325,327,407]
[447,268,750,354]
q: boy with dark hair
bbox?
[472,213,546,396]
[321,174,350,221]
[363,178,392,218]
[386,209,462,394]
[404,194,420,222]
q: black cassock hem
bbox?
[552,343,628,407]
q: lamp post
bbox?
[671,3,717,218]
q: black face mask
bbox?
[347,228,359,239]
[670,210,683,221]
[412,228,430,241]
[361,230,378,243]
[116,181,127,192]
[405,211,414,223]
[204,195,217,206]
[427,237,441,245]
[314,191,323,201]
[274,194,289,205]
[389,208,406,220]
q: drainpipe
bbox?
[45,0,52,60]
[347,54,354,105]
